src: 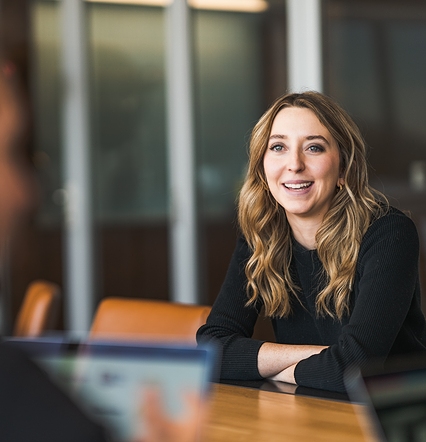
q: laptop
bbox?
[4,336,218,442]
[344,355,426,442]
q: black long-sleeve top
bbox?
[197,208,426,392]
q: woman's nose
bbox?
[287,149,305,172]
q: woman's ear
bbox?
[338,165,345,186]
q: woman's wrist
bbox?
[269,364,297,385]
[258,342,328,378]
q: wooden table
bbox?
[203,383,375,442]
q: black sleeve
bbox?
[295,212,425,392]
[0,344,108,442]
[196,236,265,380]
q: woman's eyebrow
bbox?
[269,134,330,144]
[306,135,330,144]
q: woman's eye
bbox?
[270,144,284,152]
[307,144,324,153]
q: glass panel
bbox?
[88,3,167,222]
[326,5,426,188]
[33,2,169,225]
[27,1,284,324]
[324,0,426,306]
[87,3,169,301]
[32,1,62,224]
[194,9,264,219]
[30,2,170,318]
[193,4,283,304]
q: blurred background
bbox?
[1,0,425,334]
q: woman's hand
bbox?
[135,388,208,442]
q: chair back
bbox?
[89,297,211,344]
[14,280,61,337]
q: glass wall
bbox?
[324,0,426,188]
[19,0,276,327]
[32,1,62,224]
[324,0,426,303]
[89,4,167,222]
[194,9,263,219]
[193,8,268,302]
[12,0,426,328]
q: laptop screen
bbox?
[4,336,218,442]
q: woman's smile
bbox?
[283,180,313,191]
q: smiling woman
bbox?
[196,91,426,393]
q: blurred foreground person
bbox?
[0,62,205,442]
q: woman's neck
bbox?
[287,217,322,250]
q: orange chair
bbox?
[89,297,211,344]
[13,280,61,337]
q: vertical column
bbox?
[286,0,323,93]
[165,0,198,304]
[61,0,94,332]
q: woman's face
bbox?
[263,106,342,227]
[0,68,35,248]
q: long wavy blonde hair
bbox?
[239,91,387,320]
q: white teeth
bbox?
[284,182,312,189]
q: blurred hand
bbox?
[135,388,208,442]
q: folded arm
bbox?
[258,342,328,384]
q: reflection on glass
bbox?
[89,4,167,222]
[324,0,426,307]
[32,1,62,225]
[31,1,271,304]
[194,9,264,219]
[325,1,426,189]
[33,2,267,224]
